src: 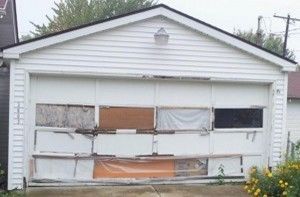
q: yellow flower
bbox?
[256,189,261,193]
[267,173,272,178]
[283,191,288,196]
[244,186,248,190]
[255,179,259,184]
[281,184,285,188]
[285,182,288,186]
[254,192,258,196]
[263,195,267,197]
[248,190,252,194]
[279,180,283,184]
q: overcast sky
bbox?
[16,0,300,62]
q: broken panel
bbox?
[93,158,175,178]
[156,108,211,131]
[175,159,208,177]
[36,104,95,129]
[99,107,154,130]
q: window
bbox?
[214,108,263,129]
[156,108,211,131]
[36,104,95,129]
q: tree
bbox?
[30,0,156,37]
[235,29,295,60]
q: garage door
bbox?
[29,76,269,181]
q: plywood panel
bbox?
[99,107,154,130]
[156,134,210,155]
[94,134,153,156]
[93,159,175,178]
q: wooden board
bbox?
[93,159,175,178]
[99,107,154,130]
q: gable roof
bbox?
[1,4,297,71]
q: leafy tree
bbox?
[30,0,156,37]
[235,29,295,60]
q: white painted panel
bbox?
[157,81,211,107]
[34,76,95,104]
[95,134,153,156]
[213,132,263,154]
[34,158,94,180]
[208,157,242,176]
[214,83,268,107]
[75,159,94,180]
[156,134,210,155]
[96,79,155,106]
[243,156,263,178]
[36,131,92,154]
[34,158,75,179]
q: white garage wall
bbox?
[8,16,287,189]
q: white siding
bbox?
[287,99,300,143]
[8,16,287,189]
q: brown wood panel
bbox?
[93,159,175,178]
[99,107,154,130]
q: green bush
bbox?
[244,160,300,196]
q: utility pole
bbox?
[274,14,300,57]
[256,16,263,46]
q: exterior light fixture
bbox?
[154,27,169,45]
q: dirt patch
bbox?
[26,184,247,197]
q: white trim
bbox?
[2,6,297,71]
[281,73,289,158]
[7,60,15,190]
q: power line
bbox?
[273,14,300,57]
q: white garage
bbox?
[1,5,297,189]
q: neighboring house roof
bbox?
[0,0,18,48]
[288,72,300,99]
[0,0,7,9]
[0,4,297,71]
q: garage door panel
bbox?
[156,134,210,155]
[94,134,153,156]
[35,131,92,154]
[33,76,95,104]
[157,81,211,106]
[214,83,268,106]
[213,132,263,154]
[96,79,155,106]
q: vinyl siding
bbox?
[8,16,287,189]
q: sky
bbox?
[15,0,300,62]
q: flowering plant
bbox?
[244,160,300,196]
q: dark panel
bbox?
[0,67,9,186]
[0,0,17,48]
[214,108,263,129]
[99,107,154,130]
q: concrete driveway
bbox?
[26,185,247,197]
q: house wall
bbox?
[0,67,9,177]
[287,99,300,143]
[8,16,287,189]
